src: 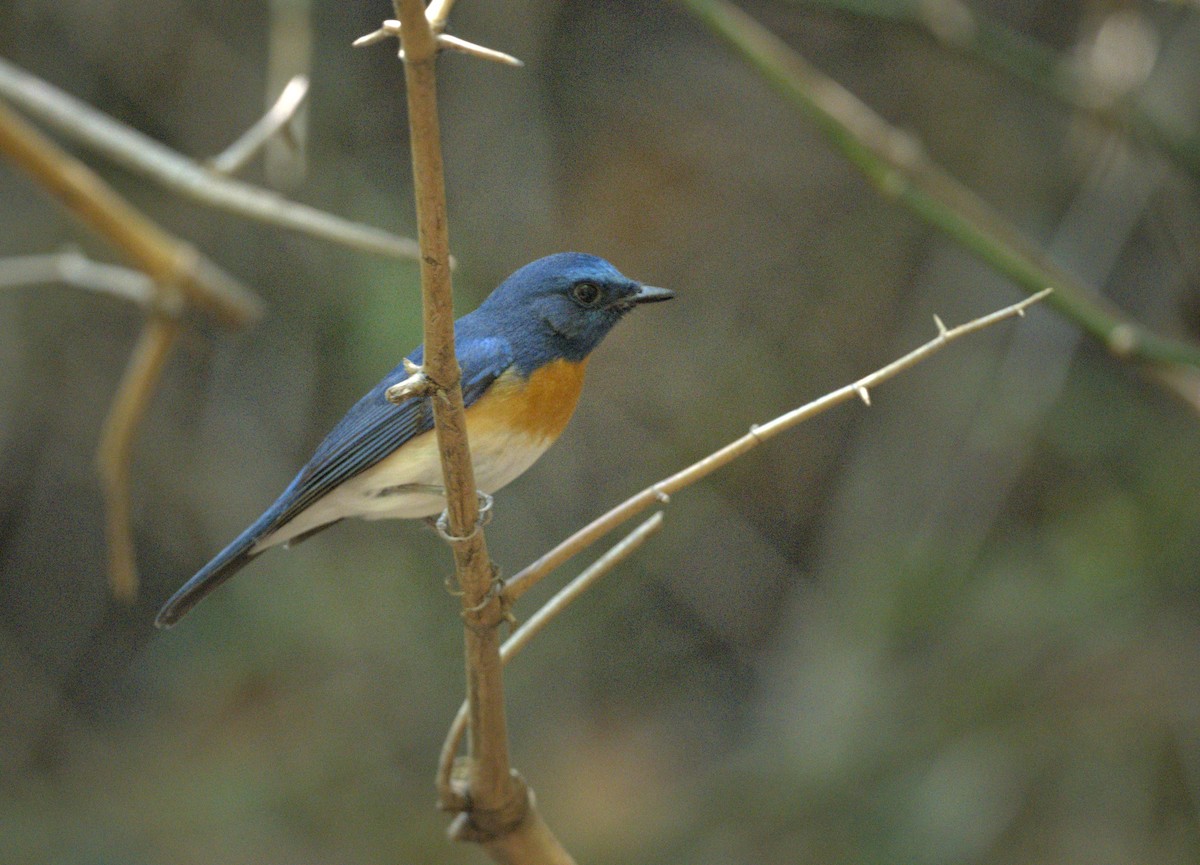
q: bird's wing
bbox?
[264,335,515,532]
[156,336,514,628]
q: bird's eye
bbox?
[571,281,602,307]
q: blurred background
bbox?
[3,0,1200,863]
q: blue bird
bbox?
[155,253,673,627]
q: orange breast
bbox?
[466,357,589,442]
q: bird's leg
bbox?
[434,492,512,622]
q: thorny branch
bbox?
[385,1,565,861]
[505,289,1054,603]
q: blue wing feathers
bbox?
[155,334,514,628]
[274,335,513,530]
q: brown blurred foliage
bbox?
[2,1,1200,863]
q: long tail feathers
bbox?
[154,521,265,628]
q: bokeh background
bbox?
[3,1,1200,863]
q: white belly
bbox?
[252,426,553,552]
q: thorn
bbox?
[403,357,422,375]
[437,34,524,67]
[933,314,948,337]
[856,385,871,406]
[654,488,671,504]
[353,19,521,68]
[353,20,401,47]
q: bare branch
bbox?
[0,99,261,327]
[0,249,154,305]
[393,0,525,847]
[209,75,310,176]
[0,58,420,260]
[96,313,182,600]
[438,513,666,810]
[506,289,1054,602]
[678,0,1200,388]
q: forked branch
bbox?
[505,289,1054,603]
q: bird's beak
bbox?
[631,283,675,304]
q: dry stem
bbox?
[0,96,265,599]
[209,74,309,176]
[392,0,533,850]
[0,58,419,260]
[679,0,1200,385]
[0,99,260,327]
[96,314,182,599]
[438,513,666,807]
[506,289,1053,602]
[0,249,154,303]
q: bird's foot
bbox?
[444,564,514,625]
[433,491,494,543]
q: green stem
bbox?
[678,0,1200,371]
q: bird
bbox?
[155,253,674,628]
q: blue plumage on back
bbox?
[155,253,673,628]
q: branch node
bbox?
[446,770,531,844]
[355,12,522,66]
[444,563,509,627]
[386,369,435,404]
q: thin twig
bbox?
[0,98,260,327]
[506,289,1053,602]
[263,0,313,189]
[209,74,310,176]
[426,0,456,29]
[96,313,182,600]
[434,34,524,67]
[677,0,1200,379]
[0,58,420,260]
[438,513,665,809]
[0,249,154,304]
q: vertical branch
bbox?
[392,0,527,844]
[96,312,181,599]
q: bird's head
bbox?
[477,252,674,368]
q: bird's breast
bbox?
[468,357,589,441]
[252,358,591,546]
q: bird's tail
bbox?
[154,518,266,628]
